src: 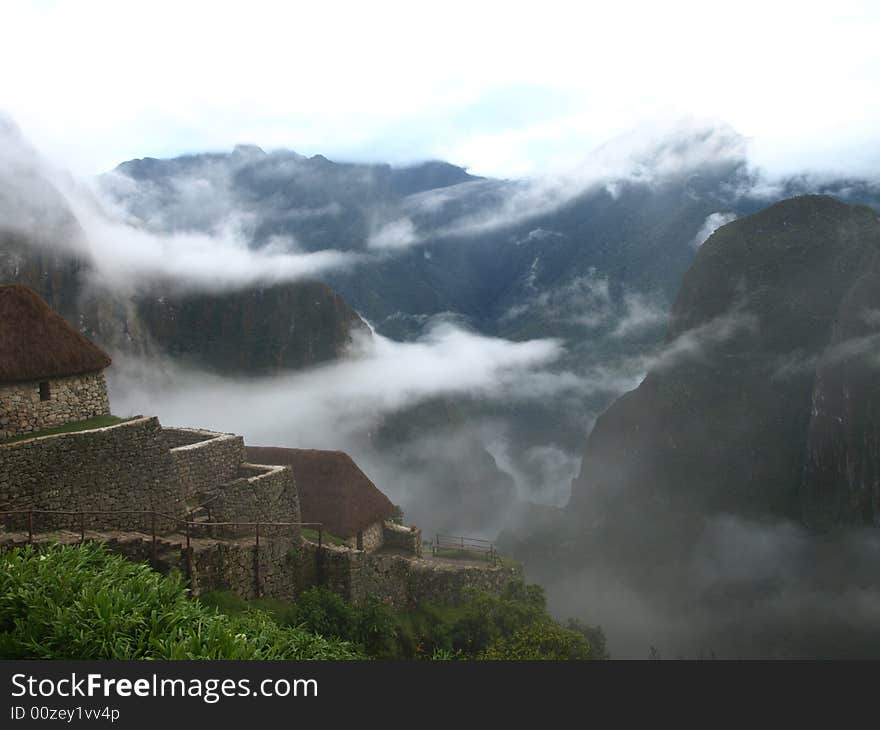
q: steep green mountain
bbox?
[801,224,880,529]
[569,195,880,526]
[135,283,366,375]
[498,196,880,658]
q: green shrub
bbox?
[289,587,357,640]
[0,544,362,660]
[443,580,550,655]
[284,588,399,658]
[479,622,592,660]
[566,618,610,660]
[391,579,606,660]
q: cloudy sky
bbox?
[3,0,879,178]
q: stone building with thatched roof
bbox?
[246,446,401,552]
[0,285,111,440]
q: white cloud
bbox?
[611,294,668,338]
[367,218,418,250]
[109,323,568,447]
[501,269,667,339]
[418,119,752,244]
[692,211,737,248]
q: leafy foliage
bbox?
[479,623,591,660]
[0,544,362,660]
[420,581,596,660]
[205,579,607,660]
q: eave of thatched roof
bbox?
[0,284,111,383]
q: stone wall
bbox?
[298,539,521,608]
[0,416,181,532]
[166,429,244,503]
[0,371,110,440]
[202,463,301,542]
[341,520,384,551]
[353,552,522,608]
[188,538,301,601]
[383,521,422,557]
[162,427,218,449]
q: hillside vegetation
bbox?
[0,543,362,659]
[0,543,605,660]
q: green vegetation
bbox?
[0,544,362,659]
[0,543,604,660]
[203,580,606,660]
[300,528,349,547]
[394,582,605,660]
[0,415,128,445]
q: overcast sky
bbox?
[3,0,879,178]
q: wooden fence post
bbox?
[150,512,157,566]
[254,523,261,598]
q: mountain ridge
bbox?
[568,194,880,526]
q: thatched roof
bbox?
[0,285,111,383]
[246,446,396,538]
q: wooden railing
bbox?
[431,533,497,565]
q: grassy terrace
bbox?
[430,545,521,568]
[0,415,129,445]
[301,527,349,547]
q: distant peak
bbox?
[232,144,266,157]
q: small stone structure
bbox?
[164,428,246,502]
[0,285,111,440]
[196,463,300,541]
[245,446,398,552]
[0,373,111,440]
[383,521,423,557]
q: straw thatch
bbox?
[0,284,111,382]
[245,446,396,538]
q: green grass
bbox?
[199,590,294,620]
[301,528,349,547]
[425,543,521,568]
[497,555,522,570]
[432,547,495,562]
[0,543,363,660]
[0,416,129,445]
